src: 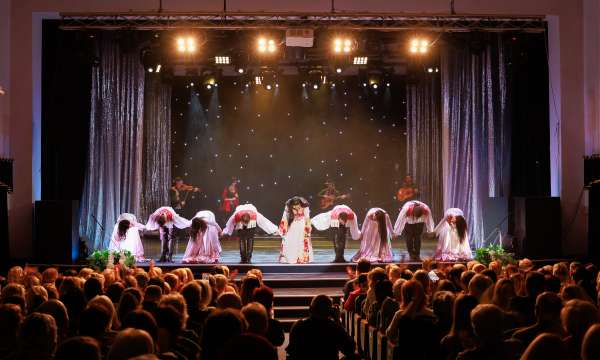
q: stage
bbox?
[139,234,439,265]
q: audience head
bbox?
[491,278,516,310]
[252,286,275,313]
[241,302,269,336]
[217,334,277,360]
[122,309,158,343]
[450,294,479,336]
[561,299,600,341]
[216,292,242,310]
[374,279,393,303]
[582,324,600,360]
[37,299,69,340]
[202,309,247,360]
[80,303,112,338]
[309,295,334,319]
[392,278,406,302]
[520,333,569,360]
[240,276,261,306]
[535,292,563,324]
[525,271,546,298]
[356,259,371,274]
[144,285,162,303]
[19,312,58,359]
[470,304,505,343]
[108,328,154,360]
[55,336,101,360]
[401,280,426,310]
[468,274,493,301]
[83,277,103,302]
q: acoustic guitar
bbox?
[319,193,350,210]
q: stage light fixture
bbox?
[313,84,319,90]
[238,68,245,74]
[426,67,440,73]
[140,47,162,74]
[258,37,277,54]
[336,67,343,74]
[206,84,212,89]
[333,37,354,54]
[353,56,368,65]
[177,36,197,53]
[255,76,262,85]
[266,84,272,90]
[156,64,161,73]
[410,38,429,54]
[215,56,230,65]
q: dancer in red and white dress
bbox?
[279,197,313,264]
[312,204,361,262]
[434,208,473,261]
[351,208,394,263]
[182,210,222,264]
[109,213,146,261]
[223,204,279,263]
[145,206,190,262]
[394,201,435,261]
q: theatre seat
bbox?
[376,332,388,360]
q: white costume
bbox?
[108,213,145,260]
[351,208,394,262]
[311,204,361,240]
[145,206,190,230]
[182,210,222,264]
[222,204,279,236]
[434,208,473,261]
[279,202,313,264]
[393,200,435,236]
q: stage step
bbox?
[272,286,344,332]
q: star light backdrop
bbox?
[171,77,408,221]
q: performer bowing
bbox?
[108,213,146,261]
[434,208,472,261]
[312,204,361,263]
[351,208,394,263]
[394,200,435,261]
[279,197,313,264]
[223,204,279,264]
[146,206,190,263]
[182,210,222,264]
[170,177,201,211]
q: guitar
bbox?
[318,193,350,210]
[396,186,418,202]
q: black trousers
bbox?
[238,227,256,263]
[329,225,347,262]
[159,227,174,262]
[403,223,424,259]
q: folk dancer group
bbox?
[109,198,473,264]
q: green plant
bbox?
[88,249,136,271]
[474,244,516,266]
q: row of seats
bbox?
[341,310,399,360]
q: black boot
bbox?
[246,237,254,264]
[239,233,247,263]
[159,227,169,262]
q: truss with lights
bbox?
[59,12,546,32]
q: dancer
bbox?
[279,196,313,264]
[145,206,190,263]
[394,200,435,261]
[223,203,279,264]
[434,208,473,261]
[312,204,361,263]
[108,213,146,261]
[182,210,222,264]
[351,208,394,263]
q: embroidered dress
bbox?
[279,205,313,264]
[351,208,394,263]
[434,208,473,261]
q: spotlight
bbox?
[307,68,326,90]
[155,64,161,73]
[176,36,197,53]
[409,38,429,54]
[266,84,272,90]
[215,56,230,65]
[336,67,342,74]
[206,84,212,89]
[426,67,439,73]
[313,84,319,90]
[333,37,354,54]
[386,82,391,87]
[255,76,262,85]
[331,83,336,88]
[372,83,378,89]
[353,56,368,65]
[258,37,277,53]
[237,68,245,74]
[140,47,162,74]
[302,83,306,88]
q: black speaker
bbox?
[589,182,600,257]
[512,197,561,258]
[34,200,80,263]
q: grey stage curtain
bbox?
[441,34,510,248]
[406,76,443,220]
[141,75,172,220]
[79,34,145,250]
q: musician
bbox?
[396,175,419,207]
[221,179,240,218]
[318,181,348,210]
[223,204,279,263]
[170,177,200,210]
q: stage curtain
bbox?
[79,34,145,250]
[405,76,443,220]
[141,75,172,220]
[441,34,510,248]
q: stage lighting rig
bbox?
[176,36,197,54]
[257,36,278,54]
[353,56,368,65]
[409,38,429,54]
[305,68,326,90]
[140,47,162,73]
[333,37,354,54]
[215,56,230,65]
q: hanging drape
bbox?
[405,76,443,220]
[79,35,145,250]
[141,75,172,220]
[441,34,510,248]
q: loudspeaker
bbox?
[34,200,80,263]
[512,197,561,258]
[589,182,600,257]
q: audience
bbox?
[4,257,600,360]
